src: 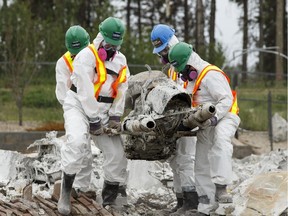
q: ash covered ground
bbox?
[0,130,287,216]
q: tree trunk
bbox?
[275,0,284,81]
[209,0,216,62]
[184,0,189,42]
[3,0,7,7]
[137,0,142,40]
[126,0,131,34]
[258,0,264,73]
[16,93,23,126]
[241,0,248,82]
[165,0,170,22]
[196,0,205,54]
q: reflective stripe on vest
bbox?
[230,90,239,114]
[111,66,127,98]
[62,51,74,73]
[183,81,188,89]
[168,68,177,81]
[88,44,127,99]
[192,65,239,114]
[168,68,188,89]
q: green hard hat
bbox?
[65,25,90,55]
[99,17,125,46]
[168,42,194,72]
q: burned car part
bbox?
[120,67,217,161]
[122,69,192,160]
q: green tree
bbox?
[0,1,45,125]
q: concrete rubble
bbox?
[0,131,286,215]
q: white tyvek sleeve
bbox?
[71,50,102,119]
[109,65,130,118]
[55,57,72,105]
[203,71,233,120]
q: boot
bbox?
[116,185,128,206]
[57,172,76,215]
[170,191,199,216]
[215,184,232,203]
[170,193,184,213]
[102,180,120,207]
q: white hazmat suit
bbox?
[55,51,94,191]
[186,52,240,214]
[55,55,73,105]
[61,33,129,188]
[164,35,197,196]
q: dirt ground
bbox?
[0,121,287,155]
[0,121,43,132]
[237,128,287,155]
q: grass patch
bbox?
[237,85,287,130]
[23,106,63,122]
[23,85,59,108]
[0,82,287,131]
[238,101,268,130]
[0,102,63,122]
[0,84,63,123]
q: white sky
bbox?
[215,0,243,67]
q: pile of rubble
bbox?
[0,131,113,215]
[0,191,111,216]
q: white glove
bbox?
[108,116,121,132]
[195,116,218,129]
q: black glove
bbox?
[108,116,121,132]
[177,122,192,131]
[89,117,104,136]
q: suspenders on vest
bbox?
[192,65,239,115]
[168,67,188,89]
[88,44,127,103]
[62,51,74,73]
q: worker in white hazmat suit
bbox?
[56,25,90,106]
[150,24,198,215]
[168,42,240,216]
[55,25,94,194]
[57,17,130,215]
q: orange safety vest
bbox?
[88,44,127,100]
[62,51,74,73]
[168,67,188,89]
[192,65,239,115]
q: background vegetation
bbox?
[0,67,286,131]
[0,0,287,131]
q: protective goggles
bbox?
[102,40,121,51]
[156,46,169,57]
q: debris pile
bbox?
[0,132,287,215]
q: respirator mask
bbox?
[98,40,121,61]
[157,46,170,64]
[180,65,198,82]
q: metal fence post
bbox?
[267,91,273,151]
